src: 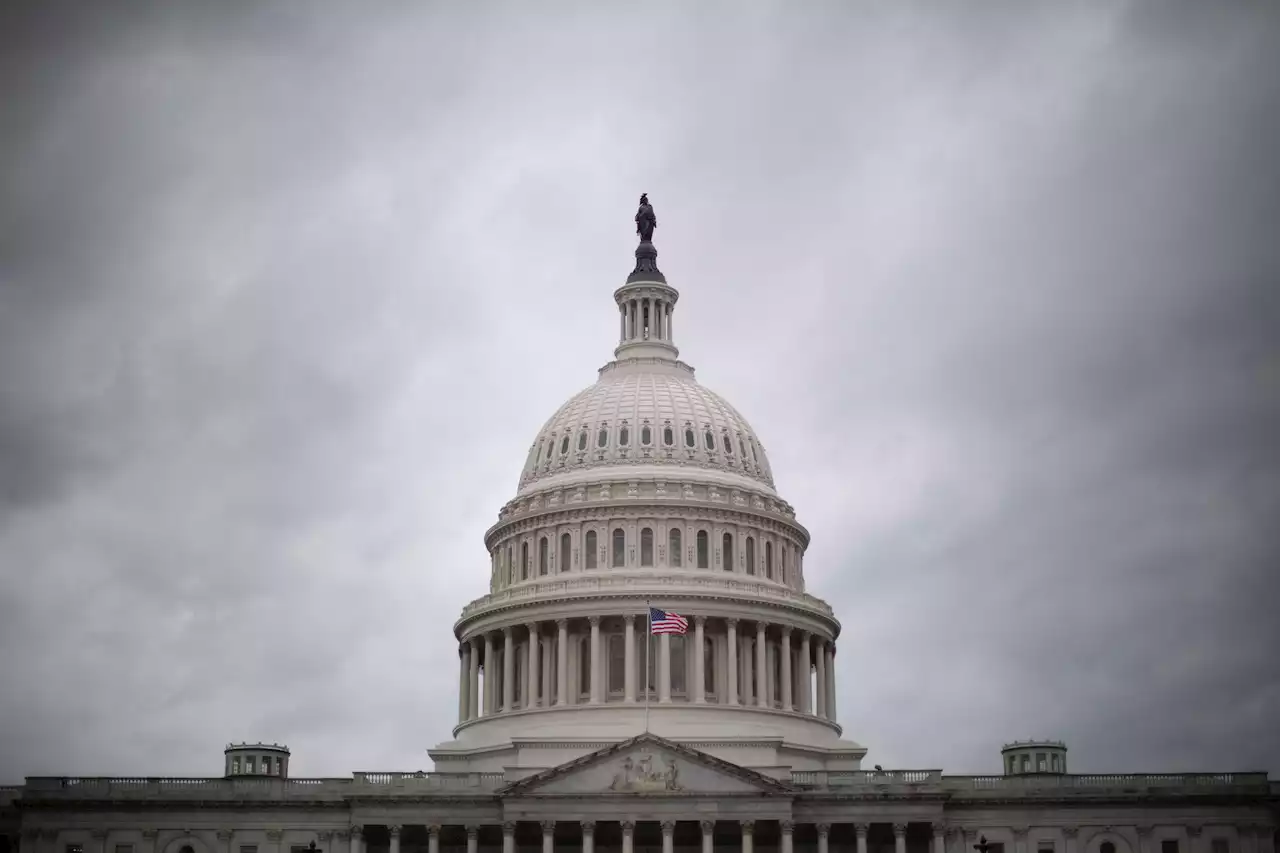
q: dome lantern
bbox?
[615,194,680,362]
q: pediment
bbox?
[499,733,792,796]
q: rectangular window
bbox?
[608,633,625,694]
[1162,841,1179,853]
[1210,841,1228,853]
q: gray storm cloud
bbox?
[1,0,1278,779]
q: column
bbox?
[466,827,479,853]
[90,831,107,853]
[624,614,637,703]
[389,827,402,853]
[662,822,676,853]
[501,825,514,853]
[1187,826,1205,853]
[483,633,496,714]
[965,831,979,853]
[1014,829,1028,853]
[526,622,540,708]
[589,616,603,703]
[142,830,159,853]
[457,644,468,722]
[798,632,811,714]
[934,827,947,853]
[726,619,739,705]
[1063,829,1078,853]
[700,821,715,853]
[855,823,869,853]
[693,616,707,703]
[351,826,363,853]
[429,826,442,853]
[468,638,481,718]
[755,622,768,707]
[622,822,635,853]
[826,643,838,721]
[667,302,674,340]
[503,627,515,712]
[780,627,793,710]
[333,830,349,853]
[894,825,908,853]
[542,822,555,853]
[620,304,626,341]
[659,632,672,702]
[542,633,554,702]
[741,821,755,853]
[215,831,232,853]
[815,638,828,719]
[817,825,831,853]
[781,822,794,853]
[557,619,569,705]
[582,822,596,853]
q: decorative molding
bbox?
[781,822,795,835]
[215,831,233,842]
[700,821,715,835]
[580,822,596,835]
[894,824,908,837]
[740,822,755,835]
[660,822,676,835]
[500,824,515,836]
[620,822,636,835]
[1062,830,1079,839]
[387,827,401,838]
[539,822,555,835]
[465,827,480,840]
[266,831,283,842]
[816,825,831,837]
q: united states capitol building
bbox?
[2,200,1275,853]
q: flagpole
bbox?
[644,599,652,733]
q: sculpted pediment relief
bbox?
[499,733,791,797]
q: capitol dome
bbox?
[433,203,863,775]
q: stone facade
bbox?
[2,216,1275,853]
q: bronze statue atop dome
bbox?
[635,193,656,243]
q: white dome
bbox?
[518,362,776,493]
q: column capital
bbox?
[316,833,333,842]
[1186,826,1203,838]
[589,615,601,626]
[500,824,515,837]
[964,830,979,843]
[90,831,109,841]
[933,827,946,839]
[727,617,739,628]
[756,620,768,632]
[503,624,514,636]
[266,831,284,843]
[816,824,831,838]
[1012,828,1029,839]
[780,822,795,835]
[334,831,350,842]
[556,618,568,629]
[1135,827,1153,838]
[526,621,540,634]
[142,831,160,841]
[388,826,402,838]
[216,831,234,842]
[1061,830,1078,840]
[621,821,636,835]
[541,821,556,835]
[660,821,676,835]
[740,821,755,835]
[427,826,442,838]
[465,826,480,841]
[779,624,792,637]
[695,614,707,627]
[700,821,716,835]
[469,635,482,648]
[624,614,636,626]
[855,824,870,838]
[893,824,907,838]
[580,821,596,835]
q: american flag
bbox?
[649,607,689,635]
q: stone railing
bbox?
[788,771,1272,793]
[458,573,835,621]
[17,773,507,800]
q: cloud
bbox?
[1,0,1278,780]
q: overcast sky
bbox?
[2,0,1279,782]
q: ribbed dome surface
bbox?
[518,368,776,491]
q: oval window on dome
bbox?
[578,429,588,451]
[619,426,630,446]
[560,435,570,455]
[704,430,715,451]
[641,425,652,446]
[663,426,674,446]
[684,428,696,448]
[597,427,609,448]
[723,432,733,454]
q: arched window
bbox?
[696,530,709,568]
[521,541,529,580]
[668,528,682,567]
[560,532,571,572]
[612,528,626,567]
[684,427,696,448]
[597,427,609,448]
[585,530,598,569]
[641,425,652,445]
[704,429,715,451]
[670,635,687,694]
[704,634,715,698]
[745,536,756,575]
[608,633,625,694]
[765,541,773,579]
[663,425,674,446]
[619,425,630,446]
[538,536,548,575]
[640,528,654,566]
[578,429,588,451]
[722,532,734,570]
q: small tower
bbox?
[614,193,681,362]
[1001,739,1068,775]
[224,742,291,778]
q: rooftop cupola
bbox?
[614,193,680,362]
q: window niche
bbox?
[640,527,654,566]
[722,532,735,570]
[669,528,682,567]
[612,528,626,567]
[696,530,709,568]
[559,532,571,572]
[585,530,598,569]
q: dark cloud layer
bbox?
[1,0,1278,780]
